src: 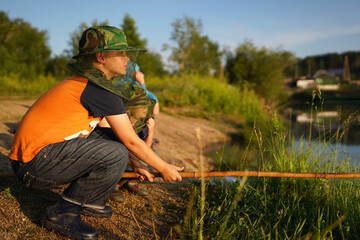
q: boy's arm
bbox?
[105,114,183,182]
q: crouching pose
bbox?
[9,26,183,240]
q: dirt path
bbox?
[0,98,229,239]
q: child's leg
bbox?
[126,179,149,196]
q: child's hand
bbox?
[152,102,160,117]
[146,118,155,132]
[128,155,153,182]
[134,165,153,182]
[135,71,145,85]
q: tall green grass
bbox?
[147,75,266,128]
[175,106,360,239]
[0,72,58,95]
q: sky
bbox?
[2,0,360,60]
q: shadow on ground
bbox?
[0,178,60,226]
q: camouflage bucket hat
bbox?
[72,26,146,59]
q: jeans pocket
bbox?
[22,171,56,190]
[41,144,54,159]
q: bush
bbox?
[146,74,266,128]
[0,72,58,95]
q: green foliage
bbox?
[137,52,166,77]
[208,143,257,172]
[178,111,360,239]
[0,72,57,95]
[146,74,266,126]
[120,13,165,76]
[165,16,221,76]
[225,41,297,103]
[0,11,51,79]
[186,34,221,76]
[45,54,72,80]
[121,13,147,49]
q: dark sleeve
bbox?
[80,82,126,118]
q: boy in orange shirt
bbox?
[9,26,183,240]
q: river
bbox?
[283,100,360,166]
[207,99,360,170]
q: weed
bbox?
[177,91,360,239]
[146,74,267,130]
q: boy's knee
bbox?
[107,141,128,170]
[113,142,128,161]
[100,141,127,158]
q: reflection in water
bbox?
[207,102,360,171]
[296,111,341,131]
[288,106,360,165]
[293,140,360,167]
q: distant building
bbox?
[295,70,340,90]
[296,78,315,89]
[313,70,339,90]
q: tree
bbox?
[121,13,147,49]
[185,34,221,76]
[225,41,296,102]
[0,11,51,79]
[45,54,72,80]
[298,52,360,80]
[121,13,165,76]
[65,20,109,59]
[136,52,166,76]
[165,16,221,76]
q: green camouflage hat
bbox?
[73,26,145,58]
[67,25,154,129]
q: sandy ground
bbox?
[0,98,229,239]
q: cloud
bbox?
[209,21,360,55]
[263,24,360,48]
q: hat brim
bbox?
[72,45,146,59]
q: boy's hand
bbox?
[160,164,184,182]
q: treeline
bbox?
[0,11,51,79]
[298,52,360,79]
[1,10,358,102]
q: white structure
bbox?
[296,79,315,89]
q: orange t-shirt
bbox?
[10,76,105,163]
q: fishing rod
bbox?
[2,171,360,179]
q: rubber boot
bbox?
[44,199,98,240]
[82,205,112,218]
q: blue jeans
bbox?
[11,127,128,209]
